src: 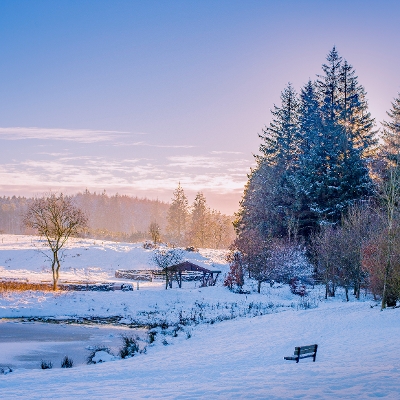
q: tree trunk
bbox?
[51,252,58,291]
[257,280,261,293]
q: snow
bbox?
[0,234,226,284]
[90,350,117,364]
[1,303,400,399]
[1,234,400,398]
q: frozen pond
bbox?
[0,320,145,370]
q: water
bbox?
[0,320,145,370]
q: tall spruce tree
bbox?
[381,93,400,166]
[339,60,377,158]
[236,84,301,241]
[310,47,374,223]
[259,83,301,169]
[296,80,325,235]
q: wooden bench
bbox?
[284,344,318,363]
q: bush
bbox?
[119,336,140,359]
[61,356,74,368]
[142,241,155,249]
[290,277,307,296]
[185,246,198,252]
[0,366,12,374]
[224,262,244,290]
[87,346,114,364]
[148,331,157,344]
[41,360,53,369]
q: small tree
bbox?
[166,183,189,246]
[23,193,88,290]
[224,251,244,291]
[149,222,161,245]
[151,247,184,289]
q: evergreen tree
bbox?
[237,47,375,247]
[381,93,400,166]
[256,83,301,238]
[295,80,325,235]
[188,192,210,248]
[166,183,189,245]
[311,47,374,223]
[338,60,377,158]
[259,83,301,169]
[234,160,282,239]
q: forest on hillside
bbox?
[0,188,235,248]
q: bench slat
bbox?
[298,347,317,355]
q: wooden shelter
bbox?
[115,261,221,288]
[166,261,221,288]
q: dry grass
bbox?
[0,281,54,292]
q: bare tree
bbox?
[379,166,400,309]
[151,247,184,289]
[23,193,88,290]
[148,222,161,245]
[311,225,340,298]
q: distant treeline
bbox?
[0,189,235,248]
[0,190,169,241]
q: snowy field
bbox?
[1,234,400,399]
[0,234,227,284]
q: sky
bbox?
[0,0,399,215]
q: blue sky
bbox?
[0,0,399,214]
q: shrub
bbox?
[41,360,53,369]
[290,277,307,296]
[0,366,12,374]
[87,346,114,364]
[119,336,140,359]
[61,356,74,368]
[224,262,244,290]
[0,280,53,292]
[185,246,198,252]
[148,331,157,344]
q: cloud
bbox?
[0,153,250,192]
[112,141,195,148]
[0,127,145,143]
[167,155,250,170]
[210,150,243,155]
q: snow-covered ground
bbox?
[1,234,400,399]
[2,303,400,399]
[0,234,227,284]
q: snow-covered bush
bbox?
[40,360,53,369]
[148,330,157,344]
[290,277,307,296]
[61,356,74,368]
[87,346,115,364]
[142,241,155,250]
[119,336,140,359]
[185,246,198,252]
